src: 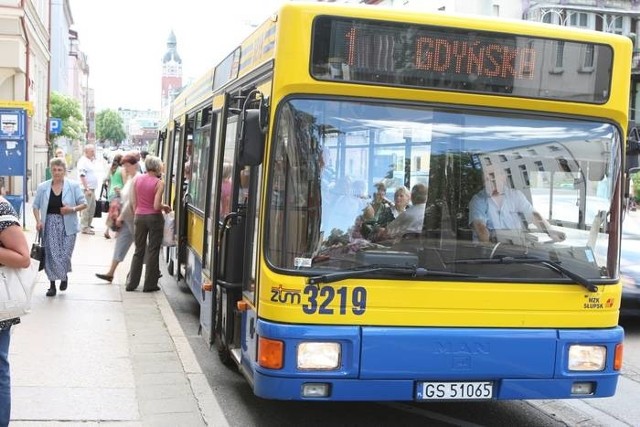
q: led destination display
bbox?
[312,16,613,103]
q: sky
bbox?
[69,0,292,111]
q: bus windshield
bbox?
[266,98,620,283]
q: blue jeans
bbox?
[0,327,11,427]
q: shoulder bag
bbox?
[0,214,40,321]
[94,184,110,218]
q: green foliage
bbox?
[49,91,85,143]
[632,171,640,202]
[95,109,126,145]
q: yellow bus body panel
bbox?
[258,267,621,328]
[186,209,204,258]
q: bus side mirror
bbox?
[626,124,640,174]
[238,109,265,166]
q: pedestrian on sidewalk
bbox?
[125,155,171,293]
[32,158,87,297]
[103,153,124,239]
[96,152,140,283]
[0,196,31,426]
[77,144,99,235]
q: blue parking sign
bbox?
[49,118,62,134]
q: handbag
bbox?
[94,184,109,218]
[0,213,39,321]
[162,211,176,247]
[30,232,45,271]
[0,262,39,321]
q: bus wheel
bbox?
[167,258,175,276]
[215,285,234,367]
[217,341,233,366]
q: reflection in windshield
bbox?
[266,98,620,283]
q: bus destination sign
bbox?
[311,16,613,103]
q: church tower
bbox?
[161,30,182,109]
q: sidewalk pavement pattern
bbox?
[9,205,229,426]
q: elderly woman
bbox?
[32,158,87,296]
[390,185,411,218]
[125,155,171,292]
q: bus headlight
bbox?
[297,342,341,370]
[568,345,606,371]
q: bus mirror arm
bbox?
[237,89,267,167]
[238,109,265,166]
[625,123,640,174]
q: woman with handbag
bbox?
[0,195,30,425]
[95,152,140,283]
[32,158,87,297]
[124,155,171,292]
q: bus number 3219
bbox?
[302,286,367,315]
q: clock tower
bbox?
[161,30,182,109]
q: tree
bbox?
[49,91,85,145]
[96,109,126,146]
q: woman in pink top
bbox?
[125,155,171,292]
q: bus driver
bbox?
[468,169,565,243]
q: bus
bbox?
[157,2,635,401]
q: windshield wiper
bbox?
[452,256,598,292]
[307,265,476,285]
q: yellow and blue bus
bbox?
[157,3,634,401]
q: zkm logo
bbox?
[583,296,614,309]
[270,285,301,304]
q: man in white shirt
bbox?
[77,144,99,234]
[469,169,565,243]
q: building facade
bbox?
[0,0,49,197]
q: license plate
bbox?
[417,381,493,400]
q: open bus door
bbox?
[170,119,192,280]
[214,90,266,366]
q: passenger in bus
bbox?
[390,185,411,218]
[361,182,394,239]
[371,183,428,242]
[468,169,565,243]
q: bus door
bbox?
[214,103,262,367]
[162,125,179,273]
[173,118,193,280]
